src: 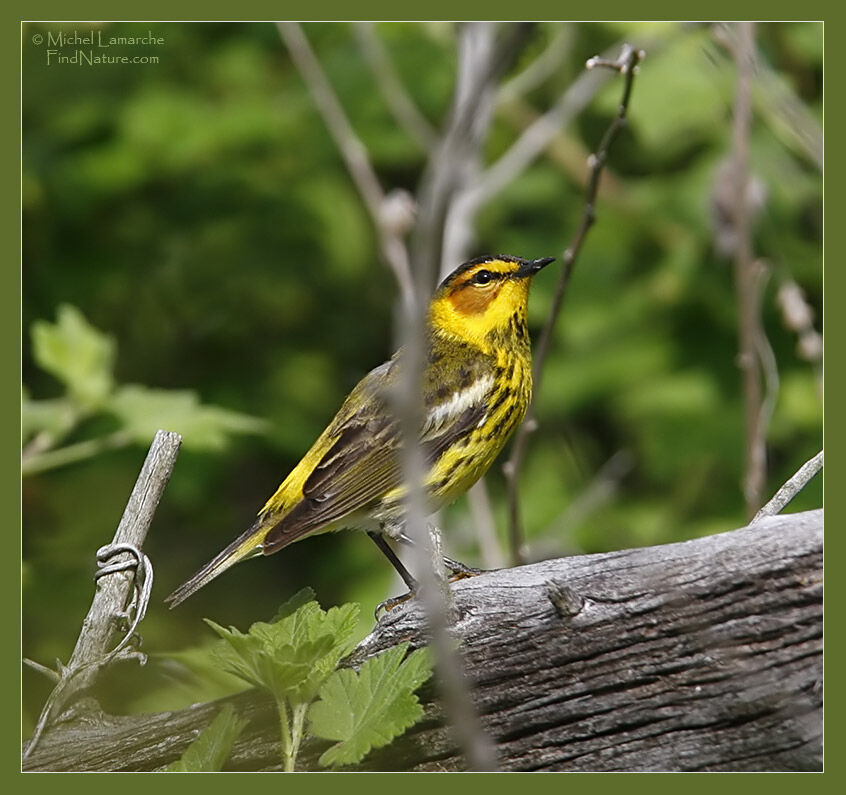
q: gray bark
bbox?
[66,430,182,683]
[22,508,822,772]
[23,430,182,759]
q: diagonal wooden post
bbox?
[24,429,182,757]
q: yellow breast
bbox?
[426,347,532,504]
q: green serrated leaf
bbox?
[108,383,266,449]
[298,602,360,702]
[308,643,432,768]
[205,618,319,694]
[270,587,317,622]
[30,304,115,409]
[204,596,360,703]
[165,704,247,772]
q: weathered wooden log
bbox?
[23,508,822,772]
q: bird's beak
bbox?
[517,256,555,278]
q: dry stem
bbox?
[24,430,181,758]
[503,44,644,565]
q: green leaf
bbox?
[265,590,361,701]
[205,591,360,703]
[108,384,266,449]
[269,586,318,622]
[206,617,333,697]
[308,643,432,768]
[165,704,247,772]
[30,304,115,409]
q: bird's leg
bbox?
[396,528,488,580]
[368,531,417,618]
[368,531,417,589]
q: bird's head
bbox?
[428,255,554,350]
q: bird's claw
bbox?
[374,591,414,619]
[443,558,487,581]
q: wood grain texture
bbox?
[23,508,822,772]
[23,429,182,760]
[67,430,182,681]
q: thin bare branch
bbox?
[540,450,635,553]
[469,34,658,221]
[776,276,823,398]
[24,430,181,757]
[448,56,610,252]
[447,26,694,251]
[727,21,767,518]
[438,30,653,567]
[276,22,416,311]
[498,24,572,103]
[22,429,133,476]
[503,44,644,565]
[408,20,531,641]
[466,480,506,569]
[752,450,823,524]
[413,22,534,282]
[410,21,529,620]
[751,261,780,483]
[353,22,438,153]
[400,23,525,771]
[714,22,822,170]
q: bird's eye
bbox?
[473,270,494,286]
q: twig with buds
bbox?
[504,44,644,565]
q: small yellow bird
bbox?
[166,254,553,608]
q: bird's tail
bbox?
[165,518,268,608]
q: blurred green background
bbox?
[22,21,822,732]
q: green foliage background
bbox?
[22,21,822,734]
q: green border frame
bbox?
[12,3,831,789]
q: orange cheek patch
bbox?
[449,284,501,316]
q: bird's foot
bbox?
[374,590,414,619]
[443,556,488,581]
[373,559,493,619]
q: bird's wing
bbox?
[260,360,490,554]
[166,351,493,607]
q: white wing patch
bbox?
[424,374,495,434]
